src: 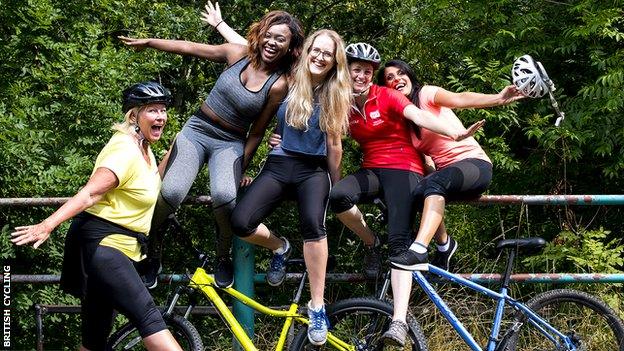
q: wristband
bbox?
[215,20,224,29]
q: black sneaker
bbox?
[266,237,291,286]
[214,256,234,288]
[140,258,162,290]
[389,249,428,271]
[363,243,382,279]
[431,236,458,272]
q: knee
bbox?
[160,184,186,209]
[300,218,326,242]
[136,306,167,338]
[230,208,256,238]
[329,187,353,213]
[422,176,449,198]
[211,189,237,211]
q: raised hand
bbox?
[118,36,150,50]
[11,222,53,249]
[455,119,485,141]
[201,1,222,28]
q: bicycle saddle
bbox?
[495,237,546,255]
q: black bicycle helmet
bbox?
[345,42,381,69]
[122,81,172,113]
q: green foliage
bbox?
[2,0,624,349]
[525,228,624,274]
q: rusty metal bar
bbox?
[3,194,624,207]
[14,272,624,284]
[0,196,213,207]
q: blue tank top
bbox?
[204,57,282,130]
[270,100,327,157]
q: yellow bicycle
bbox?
[106,216,428,350]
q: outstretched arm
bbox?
[118,36,246,64]
[201,1,248,45]
[433,85,525,109]
[403,104,484,141]
[11,168,118,248]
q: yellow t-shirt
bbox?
[86,132,161,261]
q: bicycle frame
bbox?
[413,264,578,351]
[185,267,356,351]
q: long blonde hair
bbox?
[284,29,351,135]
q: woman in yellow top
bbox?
[11,82,181,351]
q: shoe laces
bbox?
[270,253,286,271]
[309,307,329,330]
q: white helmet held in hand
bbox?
[511,55,553,98]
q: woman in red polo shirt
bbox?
[328,42,483,347]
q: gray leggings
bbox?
[151,115,244,257]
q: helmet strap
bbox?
[352,83,372,97]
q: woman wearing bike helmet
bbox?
[119,10,304,289]
[374,59,523,345]
[328,43,483,347]
[12,82,182,350]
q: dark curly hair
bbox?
[246,11,304,74]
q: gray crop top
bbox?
[204,57,282,131]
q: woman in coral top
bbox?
[377,58,524,345]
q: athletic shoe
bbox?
[140,258,162,290]
[389,249,428,271]
[266,237,291,286]
[383,320,408,347]
[431,236,458,272]
[307,301,330,345]
[363,241,382,279]
[214,256,234,288]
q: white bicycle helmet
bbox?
[346,42,381,69]
[511,55,553,98]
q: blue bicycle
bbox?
[376,237,624,350]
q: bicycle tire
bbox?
[505,288,624,351]
[106,313,204,350]
[290,297,428,350]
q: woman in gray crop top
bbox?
[119,10,304,289]
[230,29,352,346]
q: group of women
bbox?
[11,2,525,349]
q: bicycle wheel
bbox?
[506,289,624,351]
[107,313,204,350]
[290,297,428,350]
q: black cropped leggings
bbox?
[329,168,423,256]
[416,158,492,201]
[81,245,165,350]
[231,155,330,242]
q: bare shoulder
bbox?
[225,43,249,65]
[269,75,289,96]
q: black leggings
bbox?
[416,158,492,201]
[81,245,165,350]
[231,155,330,242]
[329,168,423,256]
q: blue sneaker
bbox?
[266,237,291,286]
[307,301,330,345]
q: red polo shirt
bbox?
[348,84,425,174]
